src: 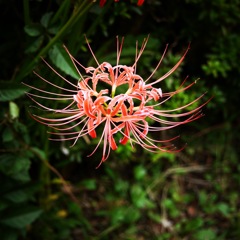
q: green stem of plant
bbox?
[29,146,80,206]
[29,146,51,208]
[50,0,71,25]
[23,0,30,25]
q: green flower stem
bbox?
[50,0,71,25]
[23,0,30,25]
[29,146,51,208]
[112,84,117,98]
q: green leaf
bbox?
[0,82,28,102]
[41,12,53,28]
[49,43,80,80]
[184,217,204,231]
[13,121,30,144]
[9,101,19,119]
[194,229,217,240]
[4,190,30,203]
[25,36,44,53]
[134,165,146,180]
[0,154,31,181]
[216,202,230,217]
[2,127,13,142]
[48,26,60,35]
[110,207,125,225]
[24,24,43,37]
[81,179,96,190]
[124,207,141,223]
[131,185,154,209]
[1,207,42,229]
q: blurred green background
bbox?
[0,0,240,239]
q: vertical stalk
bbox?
[23,0,30,25]
[39,127,51,208]
[50,0,71,25]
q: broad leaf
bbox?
[0,154,31,181]
[1,207,42,229]
[40,12,53,28]
[49,43,80,80]
[9,101,19,119]
[0,81,28,102]
[24,24,43,37]
[4,189,30,203]
[25,35,44,53]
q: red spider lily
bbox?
[25,36,209,167]
[99,0,144,7]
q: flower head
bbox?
[25,36,209,167]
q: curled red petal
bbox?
[99,0,106,7]
[88,119,97,138]
[120,124,130,145]
[137,0,144,6]
[83,99,96,119]
[110,135,118,150]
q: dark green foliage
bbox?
[0,0,239,239]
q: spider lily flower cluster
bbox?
[25,36,208,167]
